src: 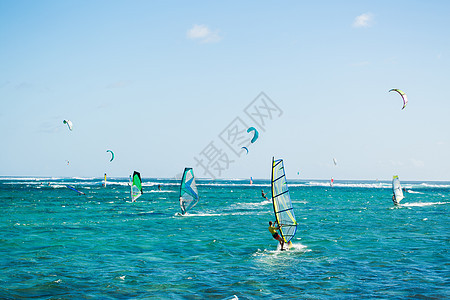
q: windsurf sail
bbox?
[103,173,107,187]
[271,157,297,244]
[66,185,85,195]
[392,175,404,204]
[179,167,199,214]
[130,171,143,202]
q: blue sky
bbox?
[1,1,449,181]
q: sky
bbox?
[1,0,449,181]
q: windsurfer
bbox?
[392,194,398,205]
[179,197,184,214]
[261,190,268,200]
[268,221,284,250]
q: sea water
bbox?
[0,177,448,299]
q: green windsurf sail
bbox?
[130,171,143,202]
[179,168,199,214]
[271,157,297,243]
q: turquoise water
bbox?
[0,177,448,299]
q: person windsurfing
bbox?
[392,194,398,205]
[268,221,285,250]
[261,190,268,200]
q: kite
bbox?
[106,150,114,162]
[63,120,73,131]
[247,127,259,143]
[389,89,408,110]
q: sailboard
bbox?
[271,157,297,246]
[103,173,107,187]
[392,175,404,205]
[66,185,85,195]
[179,167,199,214]
[130,171,143,202]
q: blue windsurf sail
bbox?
[179,168,199,214]
[271,157,297,243]
[66,185,85,195]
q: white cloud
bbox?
[353,13,374,28]
[390,160,404,167]
[410,159,425,168]
[15,82,34,90]
[106,80,132,89]
[37,121,61,134]
[351,61,371,67]
[187,24,222,43]
[0,81,10,88]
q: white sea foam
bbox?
[231,200,271,209]
[197,182,271,187]
[180,212,223,217]
[295,181,391,189]
[401,202,449,207]
[418,183,450,188]
[0,177,52,181]
[407,190,423,194]
[52,184,67,188]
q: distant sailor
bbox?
[268,221,284,250]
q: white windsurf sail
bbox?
[392,175,404,204]
[271,157,297,244]
[179,168,199,214]
[130,171,143,202]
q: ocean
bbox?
[0,177,448,299]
